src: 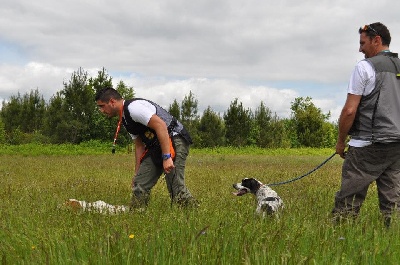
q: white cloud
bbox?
[122,76,299,118]
[0,62,72,100]
[1,0,400,123]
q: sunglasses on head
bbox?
[359,24,380,37]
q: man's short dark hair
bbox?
[359,22,391,46]
[95,87,122,102]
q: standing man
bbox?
[95,87,197,209]
[333,22,400,227]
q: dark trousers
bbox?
[131,136,195,208]
[333,142,400,218]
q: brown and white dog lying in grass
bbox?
[65,199,129,214]
[233,178,283,217]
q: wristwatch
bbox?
[162,153,171,160]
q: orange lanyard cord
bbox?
[112,107,123,153]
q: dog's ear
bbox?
[241,178,254,187]
[65,200,82,211]
[242,178,261,193]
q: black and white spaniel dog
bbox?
[233,178,283,216]
[65,199,128,214]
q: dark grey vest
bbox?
[122,98,192,147]
[349,52,400,142]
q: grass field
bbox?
[1,146,399,264]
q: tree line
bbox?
[0,68,338,148]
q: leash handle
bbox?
[267,152,336,186]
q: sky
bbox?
[1,0,400,123]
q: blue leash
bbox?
[266,152,337,186]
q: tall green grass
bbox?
[1,145,399,264]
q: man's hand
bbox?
[336,141,347,159]
[163,158,175,174]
